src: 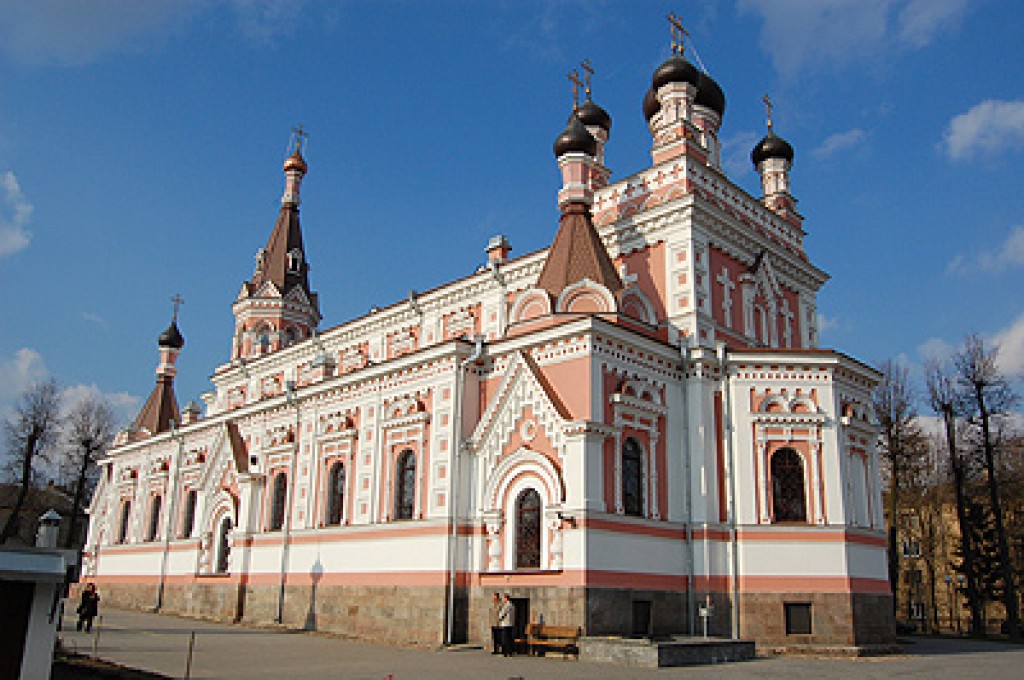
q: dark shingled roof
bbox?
[535,202,623,299]
[132,376,180,436]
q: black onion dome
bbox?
[573,98,612,134]
[652,53,700,90]
[158,320,185,349]
[695,72,726,117]
[553,114,598,157]
[643,87,661,121]
[751,130,795,167]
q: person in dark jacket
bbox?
[76,583,100,632]
[488,592,503,654]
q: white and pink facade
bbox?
[84,41,893,650]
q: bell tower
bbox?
[231,128,321,360]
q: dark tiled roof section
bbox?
[227,421,248,474]
[248,205,316,310]
[133,375,180,436]
[0,483,75,514]
[535,202,623,299]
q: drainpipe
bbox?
[446,335,485,645]
[717,343,739,640]
[679,340,697,635]
[156,419,184,611]
[276,381,300,624]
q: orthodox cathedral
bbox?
[84,24,893,650]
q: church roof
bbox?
[132,376,180,436]
[247,204,312,301]
[535,202,623,298]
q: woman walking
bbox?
[76,583,100,632]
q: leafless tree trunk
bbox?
[61,395,115,549]
[1,379,61,544]
[953,335,1021,640]
[927,361,985,635]
[874,359,922,618]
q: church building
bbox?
[84,25,893,651]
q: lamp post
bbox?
[945,576,953,633]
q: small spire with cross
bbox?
[667,13,688,55]
[170,293,184,322]
[567,69,583,110]
[580,59,594,99]
[289,123,308,156]
[762,94,774,131]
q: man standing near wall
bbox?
[498,594,515,656]
[488,593,503,654]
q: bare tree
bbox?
[952,335,1021,639]
[874,359,923,617]
[1,379,62,544]
[61,395,115,549]
[926,360,985,635]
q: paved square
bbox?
[59,608,1024,680]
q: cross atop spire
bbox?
[667,13,688,55]
[580,59,594,98]
[762,93,774,131]
[289,123,308,157]
[170,293,185,322]
[567,69,583,110]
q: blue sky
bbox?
[1,0,1023,428]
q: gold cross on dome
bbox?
[567,69,583,109]
[667,13,688,55]
[290,123,308,154]
[170,293,185,321]
[762,94,774,130]
[580,59,594,98]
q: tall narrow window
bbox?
[326,461,345,525]
[118,500,132,544]
[394,450,416,520]
[516,488,541,569]
[181,489,197,538]
[147,495,162,542]
[771,448,807,523]
[270,473,288,531]
[216,516,233,573]
[622,437,645,517]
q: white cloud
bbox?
[0,170,32,256]
[721,131,760,179]
[737,0,891,76]
[0,1,203,66]
[0,348,139,429]
[917,336,955,364]
[947,225,1024,275]
[817,312,840,334]
[61,383,140,429]
[897,0,968,48]
[0,348,48,402]
[942,100,1024,161]
[0,1,310,67]
[738,0,970,77]
[813,128,867,159]
[992,312,1024,377]
[81,312,109,329]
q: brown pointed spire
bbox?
[132,310,183,436]
[535,202,623,298]
[246,133,317,312]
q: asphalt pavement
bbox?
[57,607,1024,680]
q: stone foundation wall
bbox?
[739,591,895,648]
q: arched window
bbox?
[181,489,197,538]
[326,461,345,525]
[394,450,416,520]
[515,488,541,569]
[622,437,645,517]
[215,516,233,573]
[771,448,807,523]
[147,495,162,542]
[118,500,132,544]
[270,473,288,531]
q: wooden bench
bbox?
[525,623,581,658]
